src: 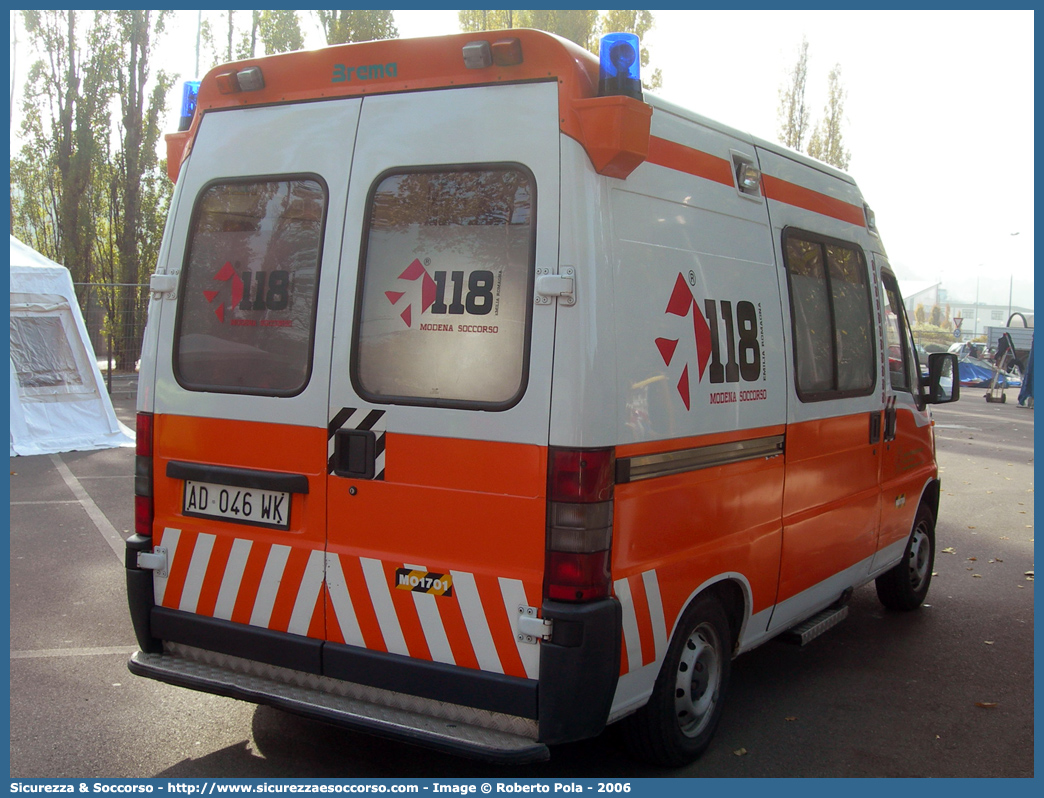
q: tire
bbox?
[875,503,935,611]
[622,593,732,767]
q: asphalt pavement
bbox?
[7,380,1034,778]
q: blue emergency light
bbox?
[597,33,642,101]
[179,80,200,131]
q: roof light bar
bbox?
[463,38,524,69]
[178,81,200,131]
[598,32,642,101]
[463,40,493,69]
[491,38,523,66]
[214,67,266,95]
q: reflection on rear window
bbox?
[175,177,327,395]
[354,166,535,408]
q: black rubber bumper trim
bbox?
[149,608,537,718]
[151,607,323,674]
[324,641,537,719]
[537,597,622,744]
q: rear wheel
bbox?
[876,503,935,611]
[622,593,732,766]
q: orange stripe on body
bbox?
[158,529,196,610]
[478,574,527,679]
[333,554,386,651]
[230,542,270,626]
[307,587,326,639]
[647,136,734,186]
[628,573,657,668]
[645,137,866,229]
[762,174,865,227]
[193,535,233,618]
[387,562,432,661]
[435,590,481,672]
[267,547,310,633]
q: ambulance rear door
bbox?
[323,82,562,690]
[148,98,361,660]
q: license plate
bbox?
[182,480,291,530]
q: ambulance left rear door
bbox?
[145,99,360,664]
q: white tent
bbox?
[9,235,134,456]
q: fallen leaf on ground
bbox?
[784,716,797,722]
[968,557,977,561]
[973,574,982,578]
[984,641,994,645]
[975,702,998,709]
[733,748,748,756]
[941,547,957,554]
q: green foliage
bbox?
[259,10,305,54]
[777,37,810,151]
[316,10,398,45]
[806,64,851,170]
[458,10,516,31]
[11,9,174,370]
[12,11,117,283]
[779,41,853,170]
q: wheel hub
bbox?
[674,622,722,738]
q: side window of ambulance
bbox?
[353,166,535,409]
[783,229,875,401]
[174,177,327,396]
[881,273,920,394]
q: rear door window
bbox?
[352,166,535,408]
[174,177,327,395]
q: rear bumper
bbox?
[127,535,621,759]
[130,642,548,764]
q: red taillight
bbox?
[135,413,154,537]
[549,448,615,503]
[545,447,615,602]
[546,551,611,601]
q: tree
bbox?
[110,10,175,369]
[12,11,116,284]
[806,64,851,170]
[521,10,599,49]
[316,10,398,45]
[258,11,304,55]
[777,37,810,151]
[780,38,810,151]
[458,10,515,31]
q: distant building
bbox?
[951,302,1033,340]
[899,281,942,315]
[899,280,1032,339]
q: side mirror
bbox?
[926,352,960,404]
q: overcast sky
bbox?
[11,9,1034,310]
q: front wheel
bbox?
[876,503,935,611]
[621,593,732,767]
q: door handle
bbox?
[884,397,897,442]
[333,429,376,480]
[869,411,882,444]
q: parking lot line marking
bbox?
[11,646,139,659]
[11,500,80,505]
[48,453,126,562]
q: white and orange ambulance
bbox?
[127,29,960,766]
